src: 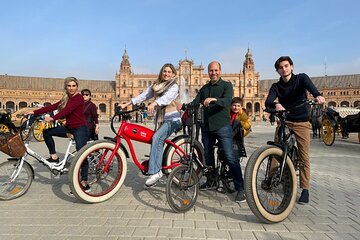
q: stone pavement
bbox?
[0,121,359,240]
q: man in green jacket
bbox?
[187,61,246,203]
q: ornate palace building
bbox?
[1,49,360,120]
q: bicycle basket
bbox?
[0,133,26,157]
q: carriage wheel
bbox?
[32,120,53,142]
[321,118,335,146]
[0,124,10,133]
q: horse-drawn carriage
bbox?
[321,106,360,146]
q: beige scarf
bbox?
[152,78,178,129]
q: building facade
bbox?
[1,49,360,121]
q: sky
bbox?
[1,0,359,81]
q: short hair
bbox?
[231,97,243,105]
[274,56,294,70]
[81,88,91,96]
[208,61,221,71]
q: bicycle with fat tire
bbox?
[244,99,318,223]
[68,104,204,204]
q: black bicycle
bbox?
[166,104,239,212]
[244,99,318,223]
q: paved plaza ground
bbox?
[0,121,359,240]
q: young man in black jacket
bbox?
[265,56,325,204]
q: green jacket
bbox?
[190,78,233,131]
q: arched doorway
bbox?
[246,102,252,115]
[328,101,336,107]
[340,101,349,107]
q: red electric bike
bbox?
[68,104,204,203]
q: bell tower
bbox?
[115,49,132,98]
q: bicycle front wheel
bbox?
[166,165,199,213]
[244,145,297,223]
[0,160,33,200]
[164,137,204,175]
[69,140,127,203]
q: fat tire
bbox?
[69,140,127,203]
[244,145,297,223]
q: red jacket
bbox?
[34,93,86,129]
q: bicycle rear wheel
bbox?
[69,140,127,203]
[0,159,33,200]
[166,165,199,213]
[244,145,297,223]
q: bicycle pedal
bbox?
[216,187,226,194]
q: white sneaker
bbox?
[145,171,163,187]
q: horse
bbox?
[309,105,322,138]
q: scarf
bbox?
[151,77,178,129]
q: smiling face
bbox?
[208,61,221,82]
[162,66,175,81]
[66,81,78,96]
[231,102,242,114]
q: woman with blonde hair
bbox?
[119,63,181,187]
[29,76,90,191]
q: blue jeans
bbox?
[43,125,89,180]
[148,120,181,174]
[201,124,244,191]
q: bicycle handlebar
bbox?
[264,99,319,115]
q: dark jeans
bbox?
[43,125,89,180]
[201,124,244,191]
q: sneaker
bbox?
[145,171,163,187]
[199,179,217,191]
[298,189,309,204]
[235,190,246,203]
[46,157,59,163]
[82,184,91,193]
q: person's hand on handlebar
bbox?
[147,101,157,114]
[315,96,326,105]
[119,102,131,110]
[275,103,286,111]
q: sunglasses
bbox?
[82,93,90,96]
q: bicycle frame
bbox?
[100,106,188,174]
[265,99,317,182]
[20,114,77,174]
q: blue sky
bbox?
[1,0,359,80]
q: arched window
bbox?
[19,102,27,109]
[328,101,336,107]
[99,103,106,113]
[6,101,15,112]
[340,101,349,107]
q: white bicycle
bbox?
[0,115,79,200]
